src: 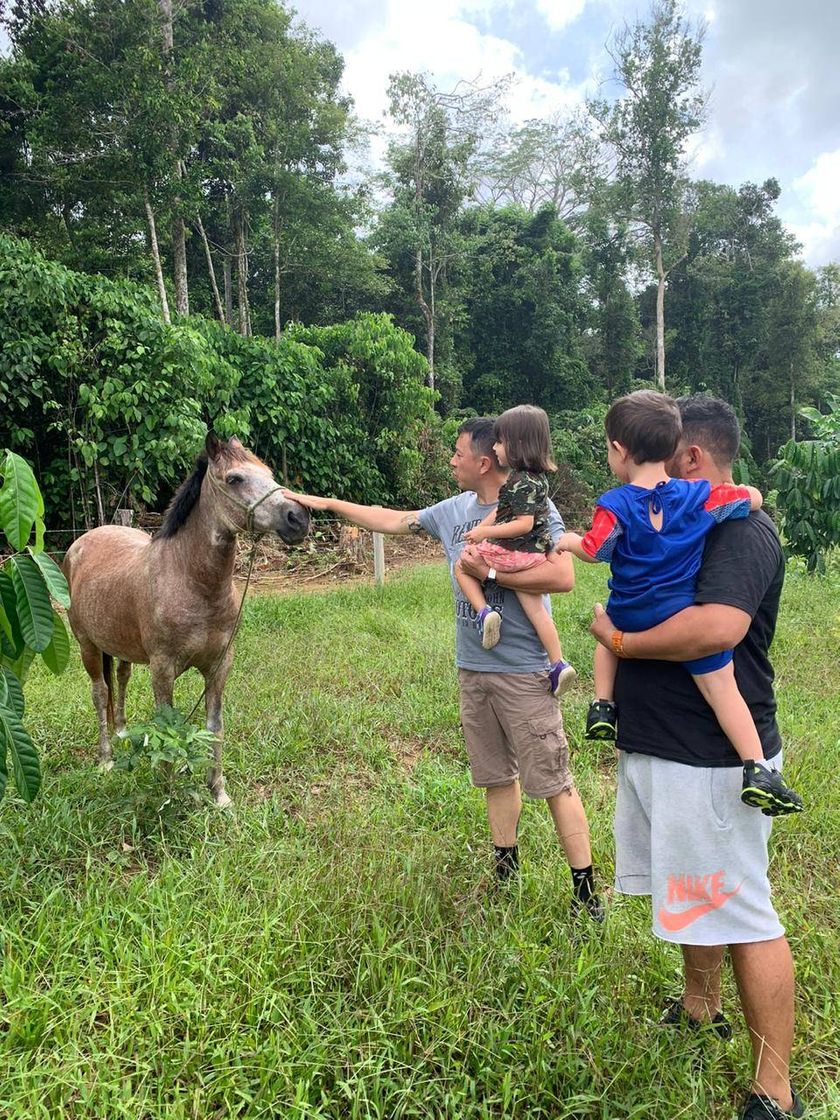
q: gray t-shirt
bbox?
[418,490,565,673]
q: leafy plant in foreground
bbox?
[0,450,71,801]
[115,704,214,806]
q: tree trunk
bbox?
[273,195,282,343]
[790,366,796,441]
[233,209,251,337]
[196,215,225,323]
[159,0,188,316]
[144,191,171,324]
[172,210,189,316]
[223,255,233,326]
[92,458,106,526]
[414,247,434,391]
[654,229,666,391]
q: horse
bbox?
[62,433,309,807]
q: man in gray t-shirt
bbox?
[284,418,601,918]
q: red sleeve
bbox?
[704,484,752,524]
[581,507,623,562]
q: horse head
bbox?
[204,434,310,543]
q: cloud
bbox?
[784,149,840,267]
[533,0,588,33]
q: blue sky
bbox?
[292,0,840,267]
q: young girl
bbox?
[557,389,802,816]
[454,405,576,697]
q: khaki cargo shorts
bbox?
[458,669,574,799]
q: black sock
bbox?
[494,844,519,880]
[571,864,595,903]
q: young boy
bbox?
[558,390,802,816]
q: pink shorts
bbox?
[476,541,548,573]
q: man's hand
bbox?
[459,543,490,579]
[281,488,330,511]
[590,603,616,650]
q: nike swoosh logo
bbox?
[658,886,741,933]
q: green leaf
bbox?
[8,647,35,686]
[9,555,54,652]
[28,550,71,608]
[41,611,70,675]
[0,568,23,658]
[0,704,41,802]
[0,451,41,550]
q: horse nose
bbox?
[286,505,309,534]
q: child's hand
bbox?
[282,489,329,511]
[465,526,485,543]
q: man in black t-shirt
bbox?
[590,396,804,1120]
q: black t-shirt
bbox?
[614,510,784,767]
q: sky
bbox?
[290,0,840,268]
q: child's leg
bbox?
[691,662,761,764]
[692,662,803,814]
[594,643,618,702]
[516,590,563,662]
[455,559,489,614]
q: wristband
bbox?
[611,629,626,658]
[487,567,497,583]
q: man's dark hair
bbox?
[458,416,499,463]
[605,390,681,464]
[676,394,741,467]
[494,405,556,472]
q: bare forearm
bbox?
[481,514,533,541]
[320,499,423,536]
[496,551,575,595]
[556,532,598,564]
[621,605,751,661]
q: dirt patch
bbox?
[234,530,445,595]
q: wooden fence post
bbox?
[373,532,385,585]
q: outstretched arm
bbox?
[556,531,600,564]
[281,490,424,536]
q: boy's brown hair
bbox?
[605,390,682,464]
[494,405,556,473]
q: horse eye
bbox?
[226,473,244,486]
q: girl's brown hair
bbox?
[494,405,556,473]
[605,390,682,464]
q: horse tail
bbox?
[102,653,115,731]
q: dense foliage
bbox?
[0,235,439,521]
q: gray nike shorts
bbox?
[614,751,785,946]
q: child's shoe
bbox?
[549,659,577,697]
[741,761,804,816]
[477,606,502,649]
[585,699,617,740]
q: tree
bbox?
[382,71,508,391]
[590,0,706,390]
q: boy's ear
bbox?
[611,440,628,460]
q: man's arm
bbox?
[589,602,751,661]
[460,545,574,594]
[281,491,424,536]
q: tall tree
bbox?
[590,0,706,389]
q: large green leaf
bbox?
[41,610,70,675]
[0,731,6,801]
[0,568,23,658]
[28,549,71,609]
[7,646,35,685]
[9,555,54,652]
[1,667,25,717]
[0,451,41,551]
[0,704,41,802]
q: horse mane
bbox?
[157,442,268,540]
[157,454,209,539]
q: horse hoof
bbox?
[99,759,115,772]
[214,789,233,810]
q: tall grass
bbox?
[0,562,837,1119]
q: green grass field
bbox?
[1,561,838,1119]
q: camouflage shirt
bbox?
[494,471,553,553]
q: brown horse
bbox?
[63,434,309,807]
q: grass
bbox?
[0,561,838,1119]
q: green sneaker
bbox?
[741,762,804,816]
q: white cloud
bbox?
[339,0,591,132]
[785,148,840,266]
[533,0,588,33]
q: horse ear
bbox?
[228,437,243,450]
[205,432,224,461]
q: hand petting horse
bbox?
[62,433,309,807]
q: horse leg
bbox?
[204,652,233,809]
[115,660,133,733]
[78,640,113,768]
[149,656,176,709]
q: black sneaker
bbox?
[570,892,605,927]
[659,997,732,1040]
[740,1088,804,1119]
[741,762,804,816]
[585,699,617,741]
